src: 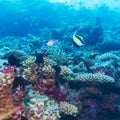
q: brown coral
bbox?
[60,66,71,76]
[59,101,78,116]
[0,67,23,120]
[42,65,55,79]
[22,58,43,82]
[0,82,19,120]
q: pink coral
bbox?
[2,66,15,73]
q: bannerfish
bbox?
[73,31,85,47]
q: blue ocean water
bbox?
[0,0,120,37]
[1,0,120,120]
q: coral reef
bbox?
[33,83,67,102]
[22,58,43,83]
[59,101,78,116]
[0,67,19,120]
[75,73,115,84]
[0,19,120,120]
[99,52,120,61]
[0,87,19,120]
[0,66,17,90]
[3,50,28,63]
[23,89,60,120]
[42,65,56,79]
[60,66,72,76]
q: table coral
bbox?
[75,73,115,84]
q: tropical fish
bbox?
[46,40,58,46]
[73,31,85,46]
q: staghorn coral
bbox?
[42,65,55,79]
[75,73,115,84]
[60,66,72,76]
[59,101,78,116]
[48,46,68,65]
[44,57,56,66]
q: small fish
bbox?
[73,31,85,47]
[46,40,58,46]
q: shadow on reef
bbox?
[59,113,76,120]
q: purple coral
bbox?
[33,83,67,102]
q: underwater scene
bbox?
[1,0,120,120]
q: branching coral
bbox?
[75,73,115,84]
[22,57,56,83]
[59,101,78,116]
[22,58,43,83]
[60,66,72,76]
[48,46,68,65]
[42,65,56,79]
[44,57,56,66]
[22,56,72,84]
[23,89,60,120]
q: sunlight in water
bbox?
[49,0,120,10]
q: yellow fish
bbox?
[73,32,85,46]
